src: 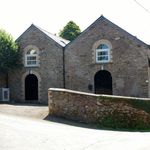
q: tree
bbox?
[0,29,20,88]
[59,21,81,41]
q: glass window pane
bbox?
[97,51,108,56]
[97,52,101,56]
[31,61,36,64]
[27,49,37,54]
[97,44,109,49]
[97,56,109,61]
[100,56,108,60]
[27,61,37,65]
[27,61,32,65]
[99,51,108,55]
[98,57,102,61]
[27,56,37,60]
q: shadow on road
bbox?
[44,115,97,129]
[44,115,150,132]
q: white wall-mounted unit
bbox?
[0,88,10,101]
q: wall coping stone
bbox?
[49,88,150,101]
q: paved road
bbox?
[1,113,150,150]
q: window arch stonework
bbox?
[92,39,113,63]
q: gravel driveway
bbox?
[0,104,48,119]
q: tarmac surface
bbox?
[1,104,150,150]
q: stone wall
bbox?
[48,88,150,129]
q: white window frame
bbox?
[25,50,39,67]
[96,45,110,63]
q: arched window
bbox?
[96,44,110,63]
[25,49,38,67]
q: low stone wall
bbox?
[48,88,150,129]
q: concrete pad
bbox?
[1,113,150,150]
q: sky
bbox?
[0,0,150,44]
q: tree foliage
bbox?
[0,29,20,87]
[0,29,20,73]
[59,21,81,41]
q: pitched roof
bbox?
[66,15,148,48]
[34,25,70,47]
[16,24,70,47]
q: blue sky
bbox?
[0,0,150,44]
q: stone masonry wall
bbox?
[48,88,150,127]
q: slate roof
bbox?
[34,25,70,47]
[16,24,70,47]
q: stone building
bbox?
[8,24,69,103]
[2,15,150,103]
[65,15,149,98]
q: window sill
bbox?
[24,65,39,68]
[94,61,113,65]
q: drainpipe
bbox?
[63,47,65,88]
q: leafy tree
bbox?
[59,21,81,41]
[0,29,20,87]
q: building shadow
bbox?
[0,101,47,107]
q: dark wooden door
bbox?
[25,74,38,101]
[94,70,112,95]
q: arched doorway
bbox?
[94,70,112,95]
[25,74,38,101]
